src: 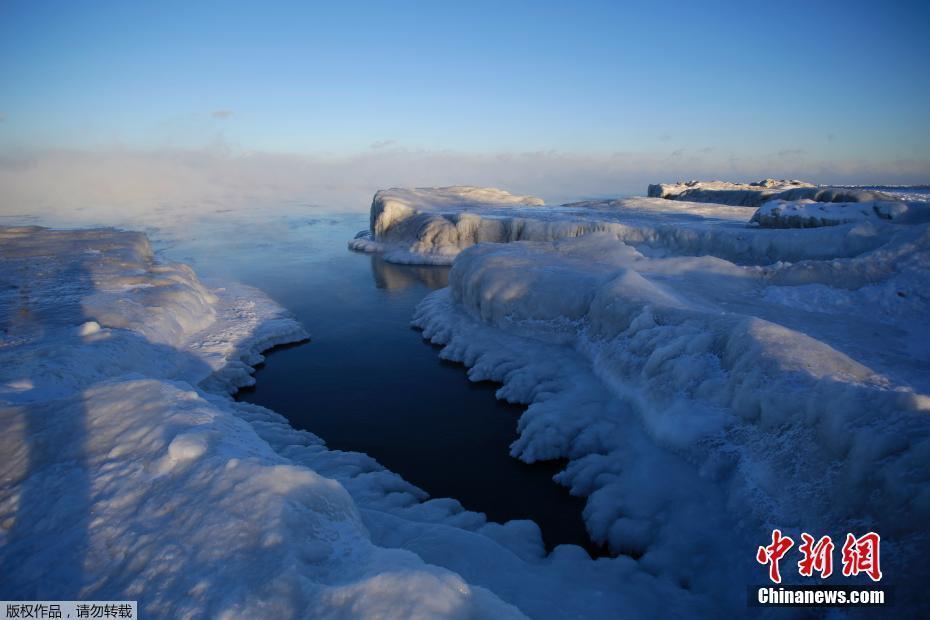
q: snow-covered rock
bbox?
[648,179,900,207]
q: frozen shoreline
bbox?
[5,169,930,617]
[0,227,524,618]
[0,225,704,619]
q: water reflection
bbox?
[369,255,449,291]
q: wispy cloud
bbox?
[370,139,397,150]
[0,112,5,122]
[210,109,233,119]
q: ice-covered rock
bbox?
[367,186,545,235]
[349,187,900,266]
[648,179,901,207]
[349,186,546,264]
[750,198,929,228]
[648,178,812,198]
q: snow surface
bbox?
[350,186,930,615]
[647,179,901,207]
[0,226,713,619]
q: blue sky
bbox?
[0,0,928,196]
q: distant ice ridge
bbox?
[647,178,902,207]
[0,226,706,619]
[348,186,899,266]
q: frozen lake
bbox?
[158,209,600,554]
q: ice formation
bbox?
[0,226,708,619]
[5,174,929,617]
[351,185,930,615]
[349,187,900,266]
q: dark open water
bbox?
[161,210,600,555]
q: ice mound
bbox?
[648,179,901,207]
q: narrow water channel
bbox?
[162,211,599,555]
